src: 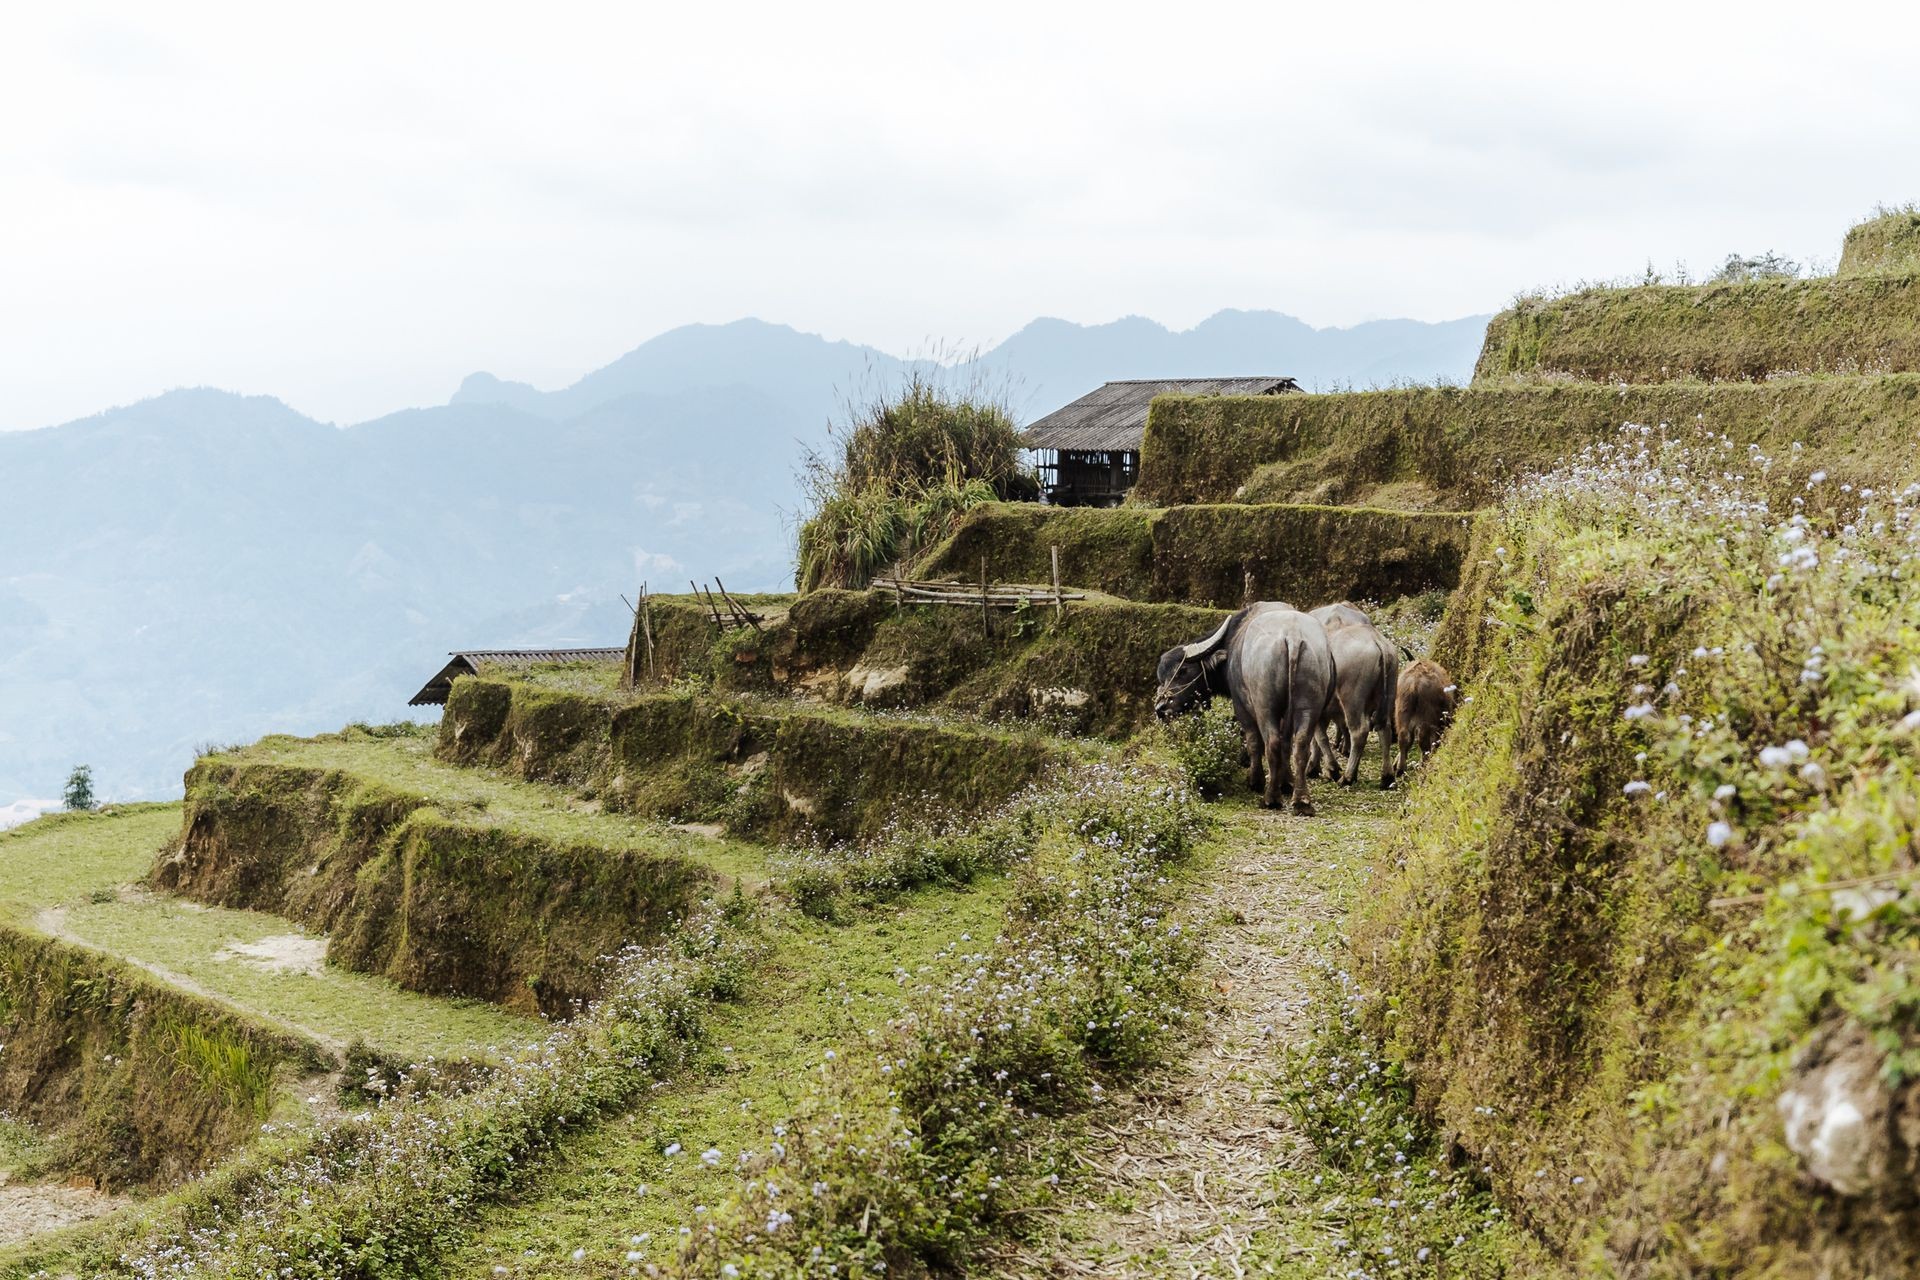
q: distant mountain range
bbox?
[0,309,1488,812]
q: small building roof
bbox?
[1020,377,1300,452]
[408,647,626,706]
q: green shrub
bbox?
[1163,701,1243,797]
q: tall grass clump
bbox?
[795,371,1037,592]
[1358,421,1920,1275]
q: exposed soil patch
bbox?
[215,933,327,974]
[0,1180,130,1246]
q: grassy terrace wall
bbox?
[0,926,310,1190]
[912,502,1470,609]
[722,589,1230,736]
[1472,272,1920,385]
[440,681,1070,844]
[1839,209,1920,277]
[161,738,719,1016]
[1357,467,1920,1275]
[1136,378,1920,508]
[535,592,1239,736]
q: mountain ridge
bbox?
[1,305,1490,807]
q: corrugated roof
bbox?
[1020,377,1299,452]
[408,647,626,706]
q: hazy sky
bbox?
[4,1,1917,430]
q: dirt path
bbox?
[993,790,1397,1278]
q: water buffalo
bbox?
[1155,603,1335,814]
[1309,601,1372,633]
[1318,623,1402,788]
[1395,658,1456,774]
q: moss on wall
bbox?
[0,927,309,1190]
[1136,378,1920,509]
[1472,274,1920,384]
[913,502,1471,609]
[1838,208,1920,278]
[1355,476,1920,1274]
[441,680,1074,846]
[160,751,715,1016]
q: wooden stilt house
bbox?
[1020,377,1299,507]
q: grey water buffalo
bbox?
[1309,601,1372,634]
[1305,603,1401,788]
[1395,658,1456,774]
[1155,603,1335,814]
[1321,623,1402,788]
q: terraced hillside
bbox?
[11,210,1920,1279]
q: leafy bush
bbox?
[835,373,1030,498]
[1162,700,1243,797]
[63,764,94,812]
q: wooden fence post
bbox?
[1050,544,1064,622]
[620,586,643,689]
[979,555,991,643]
[640,583,656,679]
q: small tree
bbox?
[63,765,95,812]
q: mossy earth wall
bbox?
[1356,483,1920,1275]
[913,502,1470,609]
[440,681,1070,845]
[161,753,715,1015]
[1136,379,1920,508]
[1838,209,1920,278]
[0,927,309,1190]
[719,589,1230,736]
[1472,272,1920,385]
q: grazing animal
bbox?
[1309,601,1372,633]
[1155,603,1335,814]
[1394,658,1456,775]
[1318,623,1401,788]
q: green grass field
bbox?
[444,876,1015,1277]
[0,804,179,921]
[3,803,538,1061]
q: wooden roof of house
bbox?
[1020,377,1300,452]
[408,648,626,706]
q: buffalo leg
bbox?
[1245,727,1265,794]
[1378,714,1397,789]
[1288,710,1317,816]
[1343,711,1367,786]
[1262,732,1287,809]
